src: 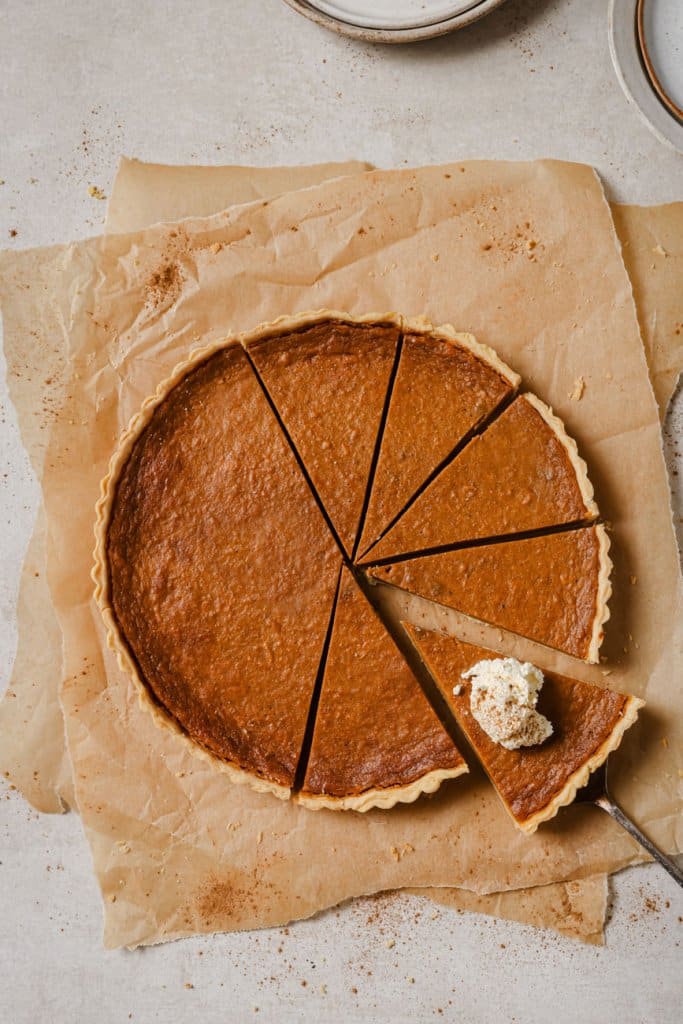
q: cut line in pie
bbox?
[245,312,401,556]
[363,392,599,564]
[369,525,612,663]
[93,310,634,825]
[404,626,643,833]
[95,339,342,798]
[299,568,468,811]
[356,319,519,557]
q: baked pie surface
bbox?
[94,310,632,822]
[357,321,518,556]
[370,526,612,663]
[96,340,341,796]
[365,393,598,563]
[300,568,467,811]
[246,315,400,556]
[405,627,643,833]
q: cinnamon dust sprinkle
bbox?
[146,262,182,308]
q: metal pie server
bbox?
[579,760,683,887]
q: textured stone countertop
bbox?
[1,1,681,1021]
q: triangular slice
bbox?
[357,323,518,555]
[245,314,400,555]
[369,526,611,663]
[299,568,468,811]
[365,394,598,563]
[404,627,643,833]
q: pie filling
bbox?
[299,568,467,810]
[95,311,637,822]
[368,525,611,663]
[363,392,599,563]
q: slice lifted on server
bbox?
[299,568,468,811]
[405,627,643,833]
[369,526,612,663]
[365,394,598,563]
[357,321,518,556]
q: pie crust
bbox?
[297,766,467,813]
[94,309,619,815]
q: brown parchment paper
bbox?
[0,159,613,947]
[103,162,683,946]
[412,874,608,946]
[4,166,681,820]
[612,203,683,419]
[1,160,681,949]
[104,157,373,234]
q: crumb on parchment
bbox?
[88,184,106,200]
[569,376,586,401]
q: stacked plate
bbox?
[283,0,508,42]
[610,0,683,152]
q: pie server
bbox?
[578,760,683,887]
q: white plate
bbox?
[309,1,481,31]
[638,0,683,121]
[609,0,683,153]
[283,0,508,42]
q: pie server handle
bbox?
[594,793,683,888]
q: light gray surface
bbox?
[0,1,682,1022]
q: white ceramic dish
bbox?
[609,0,683,153]
[282,0,508,43]
[310,1,481,31]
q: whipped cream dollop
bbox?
[460,658,553,751]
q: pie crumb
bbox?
[569,376,586,401]
[88,184,106,200]
[386,939,395,949]
[652,244,667,257]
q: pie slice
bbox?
[404,626,643,833]
[97,342,343,797]
[299,568,468,811]
[364,394,598,563]
[357,321,518,556]
[369,526,611,662]
[244,312,400,556]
